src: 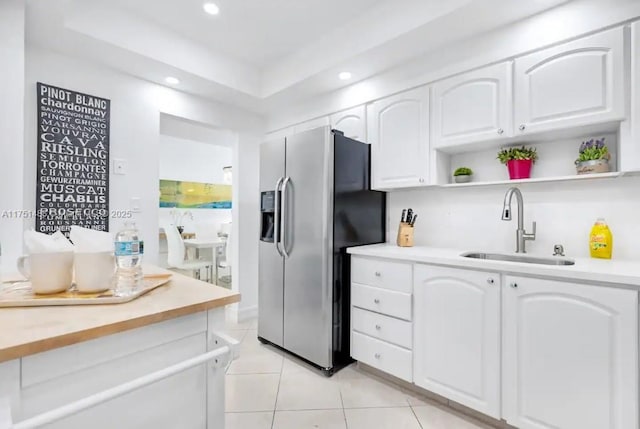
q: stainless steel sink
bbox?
[461,252,575,266]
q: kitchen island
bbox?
[0,267,240,429]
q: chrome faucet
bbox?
[501,187,536,253]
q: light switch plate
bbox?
[130,197,141,213]
[113,159,126,175]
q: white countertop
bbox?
[347,244,640,287]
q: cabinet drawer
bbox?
[352,283,412,321]
[351,257,412,293]
[351,332,412,382]
[352,307,412,349]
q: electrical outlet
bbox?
[113,159,126,175]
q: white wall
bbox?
[22,46,264,318]
[0,0,25,275]
[158,135,233,234]
[388,176,640,259]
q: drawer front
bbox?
[351,332,412,382]
[352,307,412,349]
[352,283,412,321]
[351,256,412,293]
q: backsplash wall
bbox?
[387,176,640,260]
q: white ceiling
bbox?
[25,0,574,115]
[110,0,389,68]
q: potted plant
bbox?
[453,167,473,183]
[497,146,538,180]
[575,137,610,175]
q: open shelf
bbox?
[440,172,623,188]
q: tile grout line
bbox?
[409,405,425,429]
[339,381,349,429]
[270,350,285,429]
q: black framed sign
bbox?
[36,82,110,236]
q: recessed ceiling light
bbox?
[165,76,180,85]
[203,2,220,15]
[339,72,352,81]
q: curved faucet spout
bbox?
[501,187,535,253]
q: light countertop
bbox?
[347,244,640,288]
[0,266,240,363]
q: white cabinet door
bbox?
[330,105,366,141]
[413,265,501,418]
[432,62,513,148]
[367,86,430,190]
[626,21,640,172]
[503,276,638,429]
[514,28,625,135]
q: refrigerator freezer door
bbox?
[258,138,286,347]
[283,127,334,368]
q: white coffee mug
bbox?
[17,251,74,294]
[74,251,115,293]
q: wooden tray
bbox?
[0,274,172,308]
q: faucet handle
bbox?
[524,221,536,240]
[553,244,565,257]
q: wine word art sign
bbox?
[36,82,111,236]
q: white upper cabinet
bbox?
[432,62,513,148]
[503,276,638,429]
[367,86,430,190]
[330,106,367,142]
[514,27,625,135]
[413,265,501,419]
[627,21,640,172]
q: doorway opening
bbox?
[157,113,235,289]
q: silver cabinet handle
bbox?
[497,128,504,135]
[280,177,291,259]
[375,324,381,330]
[374,353,381,359]
[510,282,518,288]
[519,124,526,131]
[374,298,380,304]
[374,271,381,277]
[274,177,285,257]
[487,278,495,285]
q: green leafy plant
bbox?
[497,146,538,164]
[576,138,610,164]
[453,167,473,176]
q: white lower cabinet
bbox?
[502,276,639,429]
[350,257,640,428]
[413,265,501,419]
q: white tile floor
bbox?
[224,318,493,429]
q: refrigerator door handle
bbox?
[281,176,291,259]
[274,177,285,257]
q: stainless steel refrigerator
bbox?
[258,126,386,374]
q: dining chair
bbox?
[217,224,232,288]
[163,222,213,282]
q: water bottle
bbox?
[114,221,143,296]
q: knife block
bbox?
[396,222,414,247]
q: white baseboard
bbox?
[237,305,258,322]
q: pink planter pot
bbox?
[507,159,533,180]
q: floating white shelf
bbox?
[441,172,623,188]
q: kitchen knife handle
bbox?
[281,177,291,259]
[401,209,406,223]
[410,214,417,227]
[274,177,285,257]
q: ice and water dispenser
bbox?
[260,191,276,242]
